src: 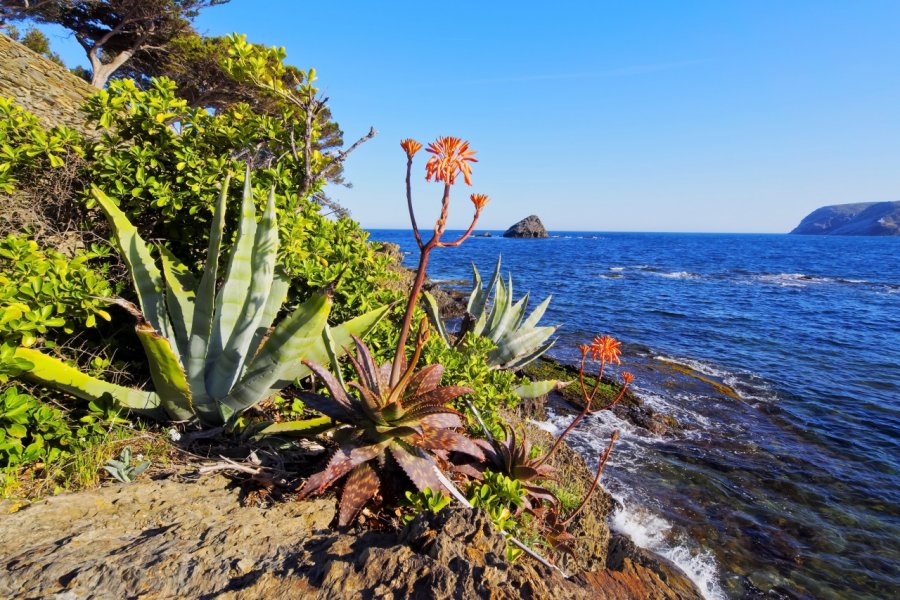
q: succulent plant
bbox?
[14,168,389,426]
[103,446,150,483]
[457,426,558,509]
[425,256,557,371]
[297,320,485,526]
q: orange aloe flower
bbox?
[622,372,635,385]
[590,335,622,365]
[400,138,422,158]
[425,136,477,185]
[470,193,490,210]
[579,343,591,358]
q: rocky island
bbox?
[790,201,900,235]
[504,215,549,238]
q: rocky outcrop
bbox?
[503,215,548,238]
[0,474,700,599]
[790,201,900,236]
[377,241,467,317]
[0,34,94,133]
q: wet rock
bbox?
[603,534,704,599]
[503,215,548,238]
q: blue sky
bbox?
[36,1,900,232]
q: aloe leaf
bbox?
[14,347,161,415]
[222,293,331,414]
[158,245,197,359]
[208,186,279,398]
[91,187,172,345]
[513,378,570,399]
[421,291,451,347]
[134,322,193,422]
[185,174,230,422]
[322,324,346,389]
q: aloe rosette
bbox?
[297,321,485,526]
[14,169,389,426]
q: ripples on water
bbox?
[368,230,900,599]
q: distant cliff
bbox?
[790,201,900,236]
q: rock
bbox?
[790,201,900,236]
[601,534,704,600]
[503,215,548,238]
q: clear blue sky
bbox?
[36,1,900,232]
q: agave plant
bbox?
[424,256,557,371]
[297,320,485,526]
[13,169,388,426]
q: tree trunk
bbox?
[87,46,135,89]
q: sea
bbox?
[367,229,900,600]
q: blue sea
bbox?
[368,230,900,600]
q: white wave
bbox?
[656,271,699,279]
[611,496,727,600]
[608,266,626,272]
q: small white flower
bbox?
[136,453,144,462]
[167,428,182,442]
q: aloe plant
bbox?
[298,319,485,526]
[14,169,389,426]
[425,257,557,371]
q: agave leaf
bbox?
[91,187,172,345]
[494,337,557,371]
[507,292,530,333]
[15,347,161,415]
[390,441,443,493]
[158,245,197,359]
[257,416,334,437]
[490,326,557,368]
[185,174,231,422]
[275,304,392,386]
[484,276,507,339]
[131,461,151,477]
[246,271,291,366]
[322,324,346,390]
[465,261,484,315]
[223,293,331,414]
[208,179,278,398]
[513,378,570,399]
[421,291,451,347]
[521,295,552,330]
[134,322,193,422]
[469,257,502,325]
[339,462,381,527]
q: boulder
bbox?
[503,215,548,238]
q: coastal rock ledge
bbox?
[503,215,549,238]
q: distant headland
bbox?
[790,201,900,236]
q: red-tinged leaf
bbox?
[298,440,388,498]
[347,382,384,419]
[511,465,542,481]
[414,428,485,461]
[524,484,559,505]
[378,364,392,390]
[398,404,464,426]
[405,385,473,411]
[404,364,444,399]
[451,462,485,479]
[374,424,423,438]
[420,412,463,430]
[303,360,354,412]
[338,462,381,527]
[297,392,356,422]
[351,335,381,395]
[390,442,444,492]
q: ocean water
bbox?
[368,229,900,600]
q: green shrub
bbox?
[0,386,72,469]
[0,234,116,347]
[423,332,519,438]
